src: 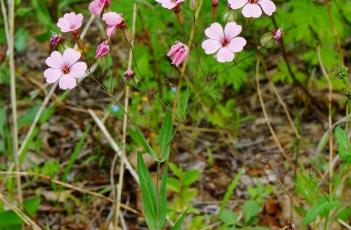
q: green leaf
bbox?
[157,167,168,229]
[15,27,29,52]
[302,197,339,225]
[221,169,244,211]
[158,110,173,162]
[24,197,41,217]
[219,209,238,225]
[137,153,157,230]
[171,211,187,230]
[335,126,351,162]
[131,128,158,161]
[168,162,182,178]
[167,177,181,193]
[31,0,53,28]
[0,210,23,227]
[183,170,200,186]
[243,200,261,224]
[295,171,320,204]
[176,89,190,122]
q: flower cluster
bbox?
[155,0,278,64]
[44,1,127,89]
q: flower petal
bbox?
[228,0,247,9]
[57,18,70,32]
[59,74,77,89]
[102,12,123,26]
[216,47,235,63]
[205,22,224,41]
[242,3,262,18]
[258,0,276,16]
[89,0,103,16]
[224,22,242,40]
[201,39,221,54]
[46,51,63,68]
[106,26,116,37]
[63,48,81,65]
[70,62,87,78]
[228,37,247,52]
[44,68,62,83]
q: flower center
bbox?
[248,0,258,3]
[62,65,71,74]
[221,39,229,47]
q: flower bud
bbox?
[167,41,189,67]
[124,69,135,81]
[50,34,64,51]
[273,28,282,44]
[95,41,110,58]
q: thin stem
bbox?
[317,46,333,195]
[18,83,57,158]
[88,109,139,184]
[114,3,138,228]
[8,0,22,207]
[255,57,295,170]
[258,54,300,140]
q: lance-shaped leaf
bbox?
[137,153,157,229]
[158,110,173,162]
[131,128,158,161]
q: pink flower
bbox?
[124,69,135,81]
[167,41,189,67]
[89,0,110,16]
[212,0,218,6]
[202,22,246,63]
[228,0,276,18]
[57,12,84,33]
[44,48,87,90]
[155,0,185,10]
[102,12,125,37]
[96,41,110,58]
[273,28,282,44]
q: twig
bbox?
[255,58,295,170]
[0,190,42,230]
[339,219,351,230]
[317,46,333,194]
[88,109,139,184]
[258,54,301,140]
[18,82,58,158]
[113,3,138,228]
[0,171,139,214]
[7,0,23,206]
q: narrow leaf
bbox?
[137,153,157,230]
[335,126,351,162]
[302,197,339,225]
[131,128,158,161]
[157,167,168,229]
[176,89,190,122]
[159,110,173,162]
[220,169,244,211]
[171,211,187,230]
